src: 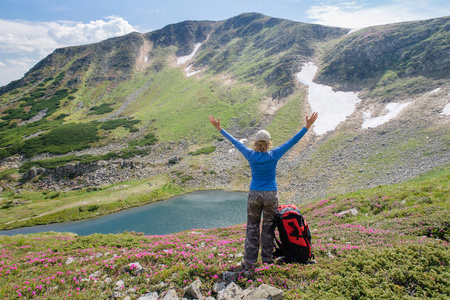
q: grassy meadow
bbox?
[0,165,448,299]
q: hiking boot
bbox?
[236,259,254,273]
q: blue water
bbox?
[0,190,247,236]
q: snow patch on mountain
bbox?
[441,102,450,116]
[177,43,202,65]
[185,65,201,77]
[297,62,360,135]
[362,102,411,129]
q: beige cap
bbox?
[255,130,271,142]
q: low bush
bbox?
[181,175,193,183]
[88,103,114,115]
[51,71,65,86]
[188,146,216,155]
[30,91,45,99]
[0,169,18,181]
[19,122,99,156]
[129,133,157,147]
[99,118,140,130]
[1,89,68,122]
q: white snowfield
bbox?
[296,62,360,135]
[185,65,201,77]
[297,62,415,135]
[362,102,411,129]
[442,102,450,116]
[429,87,441,94]
[177,43,202,65]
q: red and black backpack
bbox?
[273,204,313,263]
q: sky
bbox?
[0,0,449,87]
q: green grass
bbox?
[369,75,435,100]
[127,69,262,144]
[266,91,306,146]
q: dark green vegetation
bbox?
[99,118,140,130]
[0,118,153,161]
[188,146,216,155]
[17,132,157,173]
[1,88,68,122]
[0,166,448,299]
[88,103,114,115]
[20,122,100,156]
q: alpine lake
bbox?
[0,190,247,236]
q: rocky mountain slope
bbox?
[0,13,448,208]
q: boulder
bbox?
[121,262,145,276]
[163,289,179,300]
[217,282,243,300]
[184,279,202,299]
[336,208,358,216]
[114,280,125,290]
[65,257,76,265]
[213,281,227,293]
[111,291,123,299]
[221,271,238,282]
[242,284,283,300]
[138,292,159,300]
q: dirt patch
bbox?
[135,39,153,71]
[259,96,288,116]
[218,75,236,86]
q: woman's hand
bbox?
[209,115,222,132]
[305,112,318,129]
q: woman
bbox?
[209,112,318,267]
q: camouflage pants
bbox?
[244,190,279,264]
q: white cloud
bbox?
[0,16,137,87]
[0,60,31,86]
[306,1,447,28]
[6,57,36,67]
[145,10,161,14]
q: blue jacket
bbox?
[220,127,308,191]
